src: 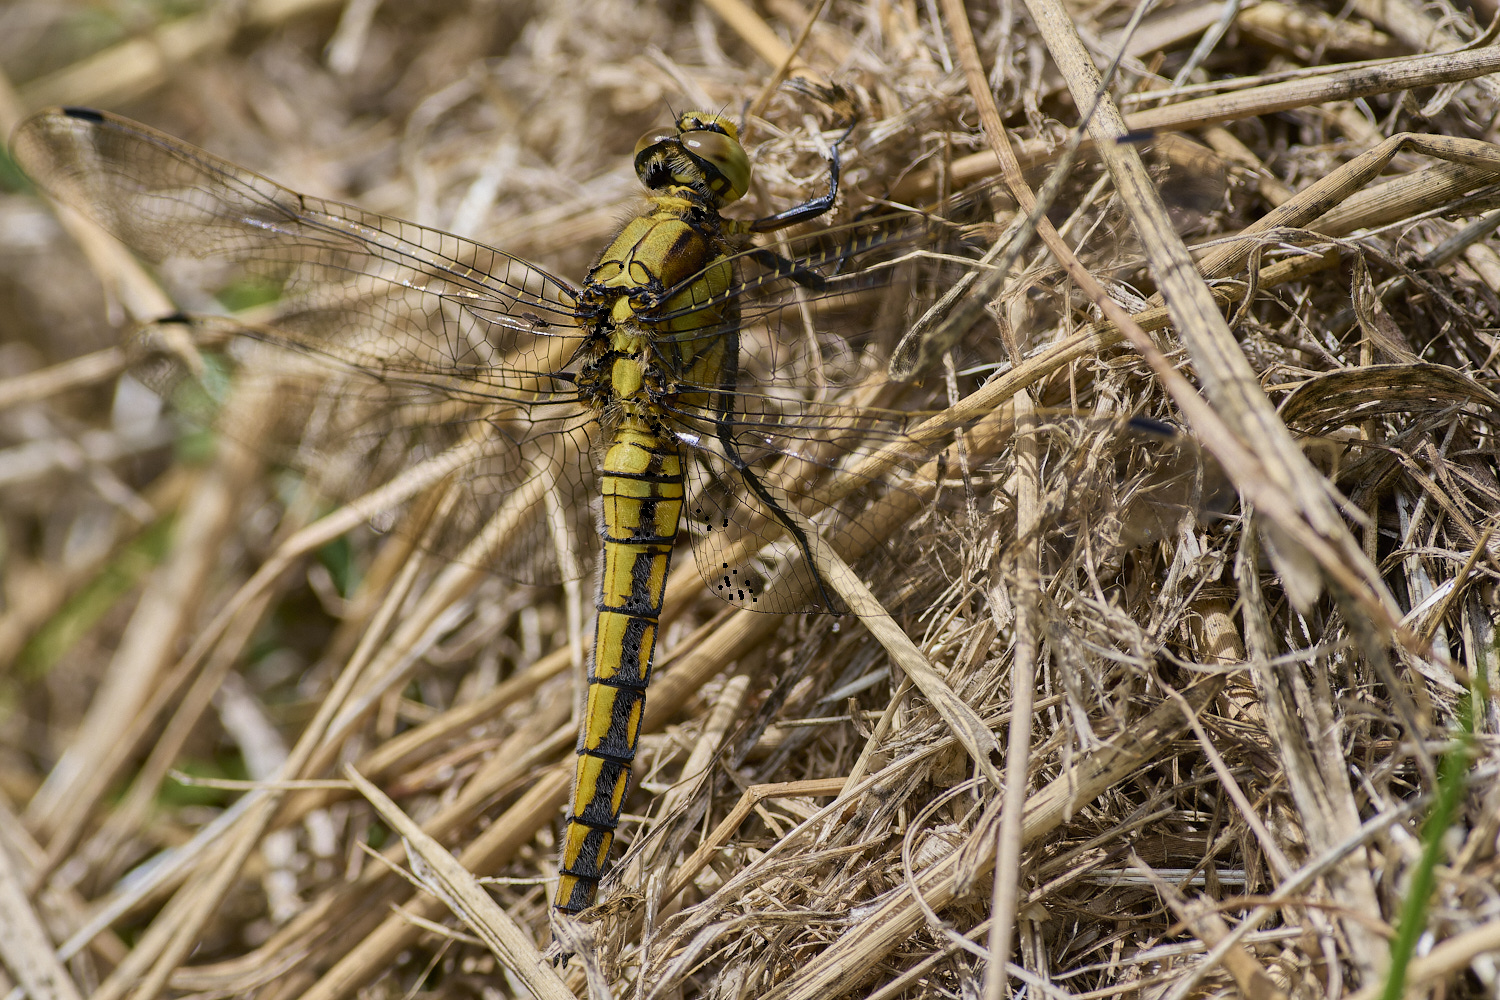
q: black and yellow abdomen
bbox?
[556,415,685,913]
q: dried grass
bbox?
[1,0,1499,998]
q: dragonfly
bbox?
[12,101,998,915]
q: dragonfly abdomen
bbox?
[556,419,684,913]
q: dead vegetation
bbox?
[1,0,1500,998]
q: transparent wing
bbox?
[11,107,1228,612]
[676,390,1233,616]
[11,106,971,608]
[12,107,596,585]
[646,185,1226,614]
[11,107,583,392]
[643,203,1000,613]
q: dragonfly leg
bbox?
[746,137,845,234]
[713,415,842,613]
[743,246,830,291]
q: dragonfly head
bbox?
[633,111,750,206]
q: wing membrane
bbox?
[12,107,1220,613]
[12,108,585,397]
[13,108,596,586]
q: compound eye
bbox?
[633,126,678,159]
[680,129,750,202]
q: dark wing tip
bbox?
[60,107,106,122]
[1124,415,1179,438]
